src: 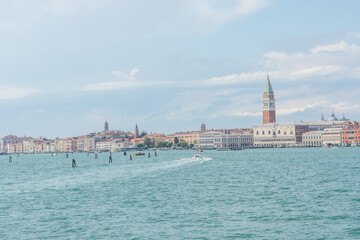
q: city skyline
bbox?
[1,0,360,138]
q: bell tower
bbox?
[263,74,276,124]
[104,120,109,132]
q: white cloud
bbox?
[290,65,346,77]
[82,80,173,91]
[112,68,140,81]
[0,86,40,99]
[200,71,268,85]
[310,41,360,54]
[226,111,262,117]
[201,41,360,86]
[331,101,360,112]
[83,68,178,91]
[277,101,326,116]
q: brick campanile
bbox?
[263,74,276,124]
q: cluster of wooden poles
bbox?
[7,151,158,168]
[70,151,158,168]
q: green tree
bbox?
[137,143,143,148]
[189,143,194,149]
[177,142,188,148]
[174,137,179,144]
[156,141,167,148]
[144,138,153,148]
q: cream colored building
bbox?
[77,136,96,152]
[253,123,309,147]
[96,140,112,152]
[322,128,342,146]
[302,131,323,147]
[166,131,201,144]
[197,131,253,149]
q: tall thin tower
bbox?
[263,74,276,124]
[104,120,109,132]
[135,124,139,138]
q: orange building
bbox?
[343,127,360,145]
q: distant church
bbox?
[262,74,276,124]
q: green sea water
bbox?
[1,148,360,239]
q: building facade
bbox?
[302,131,323,147]
[254,123,309,147]
[167,131,201,145]
[322,128,342,146]
[197,131,253,150]
[343,128,360,146]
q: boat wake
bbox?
[2,156,213,194]
[136,156,213,175]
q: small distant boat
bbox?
[197,149,203,152]
[325,143,339,148]
[133,152,145,156]
[193,154,202,159]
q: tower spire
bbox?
[264,74,274,94]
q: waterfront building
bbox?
[145,133,167,145]
[342,127,360,146]
[96,140,112,152]
[130,137,145,145]
[197,131,253,150]
[5,143,16,154]
[197,131,221,149]
[76,136,96,152]
[322,128,343,146]
[263,74,276,124]
[253,123,309,147]
[43,140,55,153]
[104,120,109,132]
[22,139,45,154]
[113,141,136,151]
[15,142,24,154]
[166,131,202,145]
[201,123,206,132]
[302,131,323,147]
[0,135,30,153]
[214,133,253,150]
[56,138,77,152]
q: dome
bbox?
[327,113,338,121]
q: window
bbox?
[262,131,265,135]
[290,130,293,135]
[256,131,259,135]
[278,130,281,134]
[268,130,271,135]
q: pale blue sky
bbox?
[0,0,360,138]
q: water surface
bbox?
[1,148,359,239]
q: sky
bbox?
[0,0,360,138]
